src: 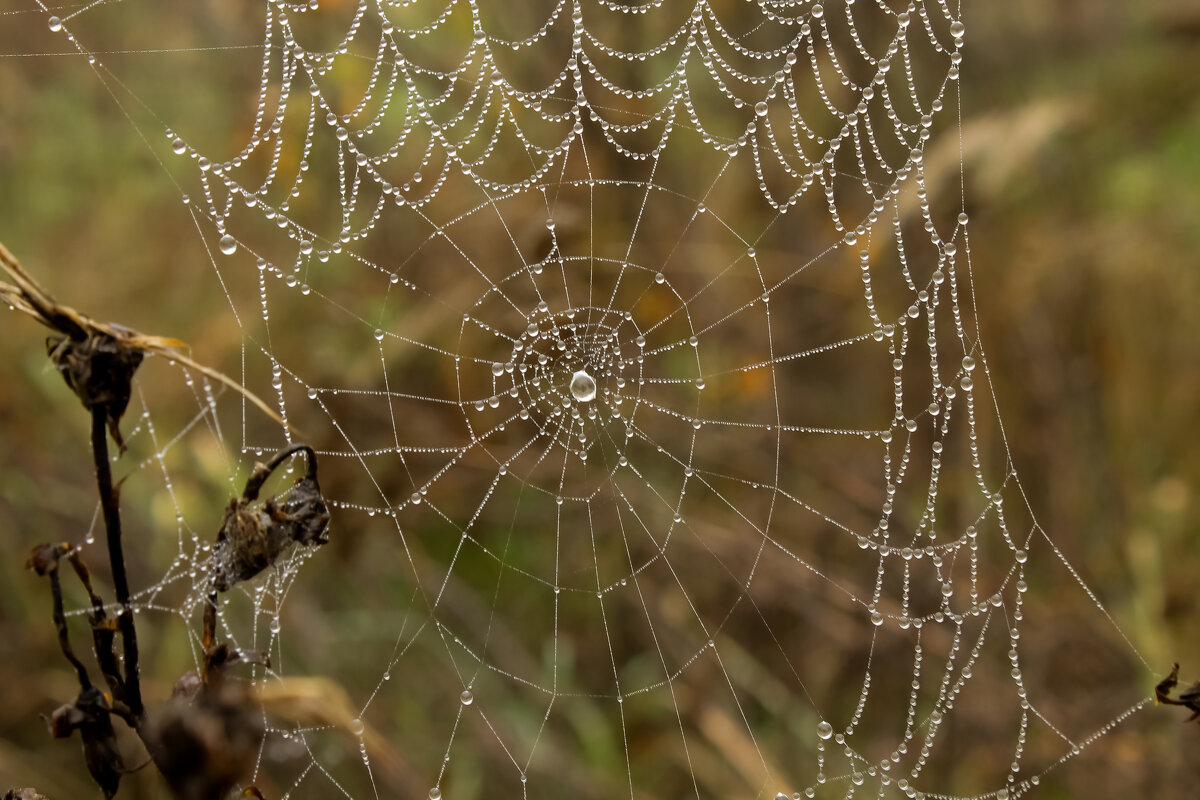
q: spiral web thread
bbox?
[7,1,1159,798]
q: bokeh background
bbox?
[1,0,1198,797]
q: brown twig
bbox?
[64,549,127,709]
[27,544,129,798]
[90,404,144,722]
[27,544,91,691]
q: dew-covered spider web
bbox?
[2,0,1165,798]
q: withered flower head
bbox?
[1177,681,1200,722]
[211,444,330,592]
[1157,662,1200,722]
[47,329,143,449]
[1,240,290,447]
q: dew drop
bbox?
[429,789,442,800]
[817,720,834,739]
[218,235,237,256]
[460,689,474,706]
[570,370,596,402]
[48,16,63,31]
[349,718,365,736]
[171,137,186,155]
[374,329,385,341]
[269,617,281,634]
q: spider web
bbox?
[2,1,1160,798]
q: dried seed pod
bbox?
[210,444,329,592]
[44,688,125,800]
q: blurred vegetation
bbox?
[1,0,1199,797]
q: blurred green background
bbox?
[1,1,1199,797]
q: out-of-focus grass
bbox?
[1,1,1198,797]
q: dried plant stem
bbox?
[47,558,93,691]
[90,404,143,723]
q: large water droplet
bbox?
[47,16,62,31]
[570,370,596,402]
[817,720,834,739]
[218,235,237,256]
[460,689,474,706]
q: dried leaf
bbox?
[43,688,125,800]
